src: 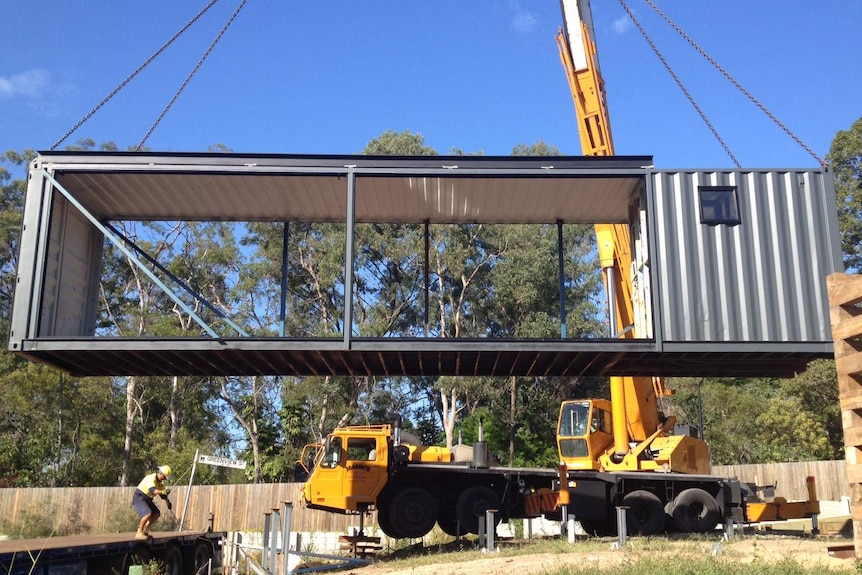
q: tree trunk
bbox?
[120,376,137,487]
[441,388,459,451]
[169,375,179,449]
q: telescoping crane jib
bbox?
[556,0,710,474]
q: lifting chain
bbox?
[616,0,741,168]
[51,0,223,151]
[136,0,249,150]
[642,0,825,166]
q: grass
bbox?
[542,556,837,574]
[365,534,857,574]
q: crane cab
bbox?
[556,399,614,470]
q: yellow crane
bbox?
[554,0,709,474]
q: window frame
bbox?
[698,185,741,226]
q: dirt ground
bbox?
[343,535,857,575]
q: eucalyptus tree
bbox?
[665,373,837,465]
[829,116,862,271]
[97,217,239,485]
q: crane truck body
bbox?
[302,419,746,537]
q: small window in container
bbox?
[699,186,740,225]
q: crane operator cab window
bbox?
[558,401,613,459]
[346,438,377,461]
[558,401,590,458]
[321,436,343,468]
[560,402,590,437]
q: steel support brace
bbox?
[557,220,567,338]
[42,169,221,338]
[280,222,290,337]
[343,168,356,348]
[103,222,248,337]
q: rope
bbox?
[51,0,223,151]
[136,0,249,150]
[640,0,825,167]
[616,0,741,168]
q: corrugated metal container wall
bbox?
[649,170,842,343]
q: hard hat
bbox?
[158,465,172,479]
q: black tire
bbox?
[664,500,676,532]
[622,490,666,535]
[159,544,183,575]
[437,514,461,537]
[672,488,720,533]
[123,545,152,575]
[455,486,501,535]
[376,499,404,539]
[191,541,213,575]
[389,487,438,539]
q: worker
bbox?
[132,465,172,539]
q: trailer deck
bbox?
[0,530,223,575]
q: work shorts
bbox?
[131,489,160,518]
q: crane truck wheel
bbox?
[456,486,501,535]
[621,490,666,535]
[389,487,438,539]
[664,501,676,532]
[672,488,720,533]
[437,514,461,537]
[375,499,404,539]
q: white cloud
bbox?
[507,0,537,34]
[0,69,50,99]
[612,15,632,35]
[511,10,538,34]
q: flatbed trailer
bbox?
[0,530,224,575]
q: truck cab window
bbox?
[559,402,590,437]
[321,437,342,468]
[591,409,612,434]
[346,438,377,461]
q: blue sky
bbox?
[2,1,860,169]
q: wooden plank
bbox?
[838,353,862,376]
[847,464,862,485]
[832,314,862,343]
[843,425,862,448]
[827,273,862,309]
[840,386,862,412]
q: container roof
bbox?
[36,151,652,224]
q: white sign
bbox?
[197,454,247,470]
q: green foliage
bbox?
[666,362,841,465]
[511,140,561,156]
[828,116,862,271]
[362,129,437,155]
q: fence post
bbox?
[262,513,271,571]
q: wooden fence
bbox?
[0,460,848,536]
[713,460,846,501]
[0,483,358,536]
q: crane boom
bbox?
[555,0,708,473]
